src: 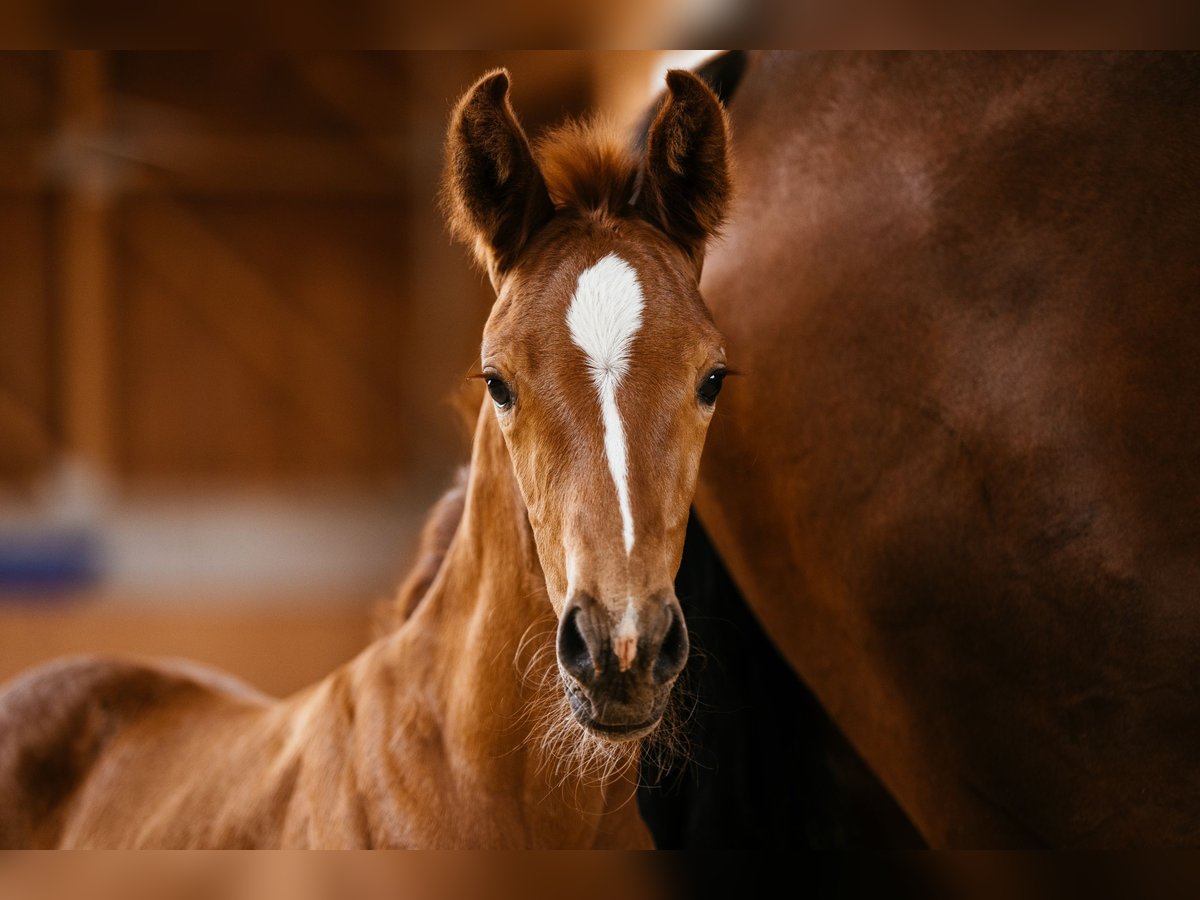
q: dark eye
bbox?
[697,369,726,406]
[485,375,513,409]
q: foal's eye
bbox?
[697,369,726,406]
[485,376,513,409]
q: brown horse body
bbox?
[697,52,1200,846]
[0,405,649,848]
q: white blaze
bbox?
[565,254,644,556]
[613,597,639,672]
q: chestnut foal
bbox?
[0,68,731,848]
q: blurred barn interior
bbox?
[0,51,705,695]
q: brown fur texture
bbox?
[0,406,652,848]
[0,658,222,848]
[639,71,733,263]
[534,118,639,224]
[695,51,1200,846]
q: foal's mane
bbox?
[375,466,469,635]
[533,118,640,223]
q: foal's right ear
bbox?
[442,69,555,285]
[637,70,732,266]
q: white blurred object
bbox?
[104,489,423,599]
[0,455,427,603]
[649,51,725,97]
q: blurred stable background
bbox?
[0,51,697,695]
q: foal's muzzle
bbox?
[555,591,688,740]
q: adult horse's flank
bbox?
[694,51,1200,846]
[0,68,732,848]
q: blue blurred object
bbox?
[0,527,102,593]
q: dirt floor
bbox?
[0,591,376,698]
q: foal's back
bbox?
[0,654,309,848]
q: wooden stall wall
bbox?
[1,52,603,491]
[0,54,56,494]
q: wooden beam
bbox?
[56,50,113,472]
[0,384,51,481]
[0,134,417,197]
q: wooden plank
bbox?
[0,198,53,487]
[116,196,413,483]
[0,133,413,196]
[106,132,411,196]
[0,387,51,486]
[0,53,54,135]
[56,51,113,472]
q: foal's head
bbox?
[443,69,731,742]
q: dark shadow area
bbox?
[638,512,925,849]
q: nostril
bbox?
[557,604,596,684]
[653,604,689,684]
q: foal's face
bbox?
[482,220,726,738]
[444,66,732,740]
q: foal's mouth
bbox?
[579,715,660,741]
[563,677,663,743]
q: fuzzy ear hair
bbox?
[637,70,733,264]
[441,69,555,282]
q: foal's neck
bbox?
[385,400,646,847]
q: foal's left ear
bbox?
[442,69,556,286]
[637,70,732,266]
